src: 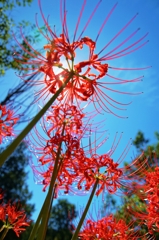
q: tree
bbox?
[0,0,38,76]
[0,142,35,239]
[0,142,34,217]
[132,131,149,152]
[46,199,77,240]
[0,0,42,122]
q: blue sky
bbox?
[1,0,159,221]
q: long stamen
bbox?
[95,2,118,43]
[77,0,102,41]
[73,0,87,42]
[100,32,149,61]
[98,13,139,56]
[38,0,54,38]
[101,28,140,59]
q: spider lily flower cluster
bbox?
[137,167,159,235]
[126,156,159,237]
[30,104,106,193]
[0,0,154,239]
[0,105,19,144]
[0,190,30,238]
[79,214,136,239]
[30,103,135,198]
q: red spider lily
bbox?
[127,201,159,238]
[30,109,145,197]
[0,200,30,237]
[71,133,141,196]
[32,139,87,195]
[133,166,159,235]
[14,0,150,117]
[144,167,159,204]
[75,154,124,196]
[78,214,137,239]
[123,156,159,238]
[0,105,19,144]
[0,189,4,201]
[145,203,159,234]
[0,206,5,223]
[45,103,85,137]
[29,103,99,195]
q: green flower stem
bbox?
[37,187,54,240]
[37,124,66,240]
[0,228,9,240]
[28,198,46,240]
[71,179,99,240]
[0,72,74,167]
[28,124,65,240]
[28,187,55,240]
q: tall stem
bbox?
[0,228,9,240]
[38,124,66,240]
[71,179,99,240]
[0,72,73,166]
[28,124,66,240]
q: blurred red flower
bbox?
[0,105,19,144]
[79,214,136,239]
[0,190,30,237]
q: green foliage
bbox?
[46,199,77,240]
[133,131,149,151]
[133,131,159,158]
[0,142,35,239]
[0,1,32,10]
[0,142,35,217]
[115,195,146,227]
[0,0,41,76]
[0,0,46,122]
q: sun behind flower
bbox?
[13,0,150,117]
